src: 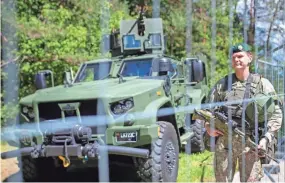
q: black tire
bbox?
[190,119,205,153]
[134,121,179,182]
[18,156,65,181]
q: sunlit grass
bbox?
[178,151,215,182]
[0,141,17,152]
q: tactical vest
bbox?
[221,73,263,120]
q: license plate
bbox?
[115,131,137,142]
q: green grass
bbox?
[0,141,18,152]
[177,151,215,182]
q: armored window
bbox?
[120,59,152,77]
[74,61,112,82]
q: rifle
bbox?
[193,109,280,164]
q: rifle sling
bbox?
[243,73,253,103]
[242,73,254,130]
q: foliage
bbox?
[1,0,257,126]
[0,102,19,127]
[178,151,215,182]
[1,0,131,126]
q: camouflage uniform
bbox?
[208,72,283,182]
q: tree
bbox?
[236,0,285,60]
[1,0,130,126]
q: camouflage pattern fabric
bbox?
[207,73,283,182]
[208,73,283,138]
[259,78,283,135]
[214,134,264,182]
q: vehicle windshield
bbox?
[74,62,112,82]
[120,59,153,77]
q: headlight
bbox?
[22,106,29,113]
[110,98,134,115]
[28,111,35,118]
[21,105,35,121]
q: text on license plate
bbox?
[115,131,137,142]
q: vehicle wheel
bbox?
[190,119,205,153]
[18,156,65,181]
[134,121,179,182]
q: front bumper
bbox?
[0,124,159,160]
[2,123,160,147]
[1,143,150,160]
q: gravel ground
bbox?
[1,158,19,182]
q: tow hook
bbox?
[58,138,71,167]
[58,156,71,167]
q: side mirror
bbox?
[184,58,206,83]
[34,70,54,90]
[35,73,47,89]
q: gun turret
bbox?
[102,1,166,57]
[120,2,165,56]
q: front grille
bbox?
[38,99,107,139]
[38,99,98,120]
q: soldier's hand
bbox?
[192,109,214,121]
[204,122,224,137]
[257,138,268,157]
[192,112,204,121]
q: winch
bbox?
[43,124,92,145]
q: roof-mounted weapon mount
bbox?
[120,1,165,56]
[103,1,166,57]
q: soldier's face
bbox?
[232,52,252,70]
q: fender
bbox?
[143,97,182,148]
[143,97,172,124]
[185,92,207,108]
[200,95,207,104]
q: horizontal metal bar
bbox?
[257,59,285,68]
[1,144,150,159]
[98,145,149,158]
[1,147,34,159]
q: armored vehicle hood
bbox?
[20,77,164,104]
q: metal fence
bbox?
[256,59,285,96]
[255,59,285,153]
[1,0,285,182]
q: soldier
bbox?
[205,43,283,182]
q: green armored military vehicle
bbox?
[1,6,209,182]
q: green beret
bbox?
[232,43,252,53]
